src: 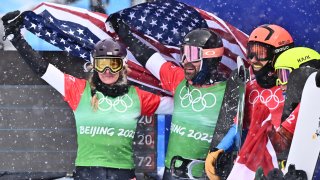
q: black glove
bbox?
[1,10,24,41]
[255,167,284,180]
[316,69,320,88]
[107,13,156,67]
[106,13,131,39]
[266,168,284,180]
[284,164,307,180]
[255,166,267,180]
[106,13,121,33]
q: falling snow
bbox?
[0,0,319,179]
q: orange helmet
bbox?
[247,24,294,63]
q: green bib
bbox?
[165,80,226,176]
[74,83,140,169]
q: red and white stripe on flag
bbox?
[196,8,249,74]
[228,105,278,180]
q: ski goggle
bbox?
[180,45,224,63]
[93,57,123,74]
[276,67,292,85]
[247,42,274,61]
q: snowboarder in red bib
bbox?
[205,24,298,180]
[251,47,320,180]
[270,47,320,151]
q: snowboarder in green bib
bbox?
[2,11,173,180]
[108,16,227,179]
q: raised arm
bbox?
[3,11,49,76]
[107,14,157,67]
[2,11,88,79]
[2,11,86,98]
[107,14,184,93]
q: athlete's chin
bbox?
[100,77,118,85]
[252,64,264,71]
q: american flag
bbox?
[23,3,107,62]
[112,0,249,75]
[22,1,249,94]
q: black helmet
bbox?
[93,38,127,58]
[91,39,128,74]
[183,28,223,50]
[182,28,224,85]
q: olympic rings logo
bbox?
[96,92,133,112]
[178,86,217,112]
[248,88,284,110]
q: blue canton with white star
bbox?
[23,10,100,62]
[118,0,208,46]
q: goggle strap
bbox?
[181,45,224,63]
[202,47,224,58]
